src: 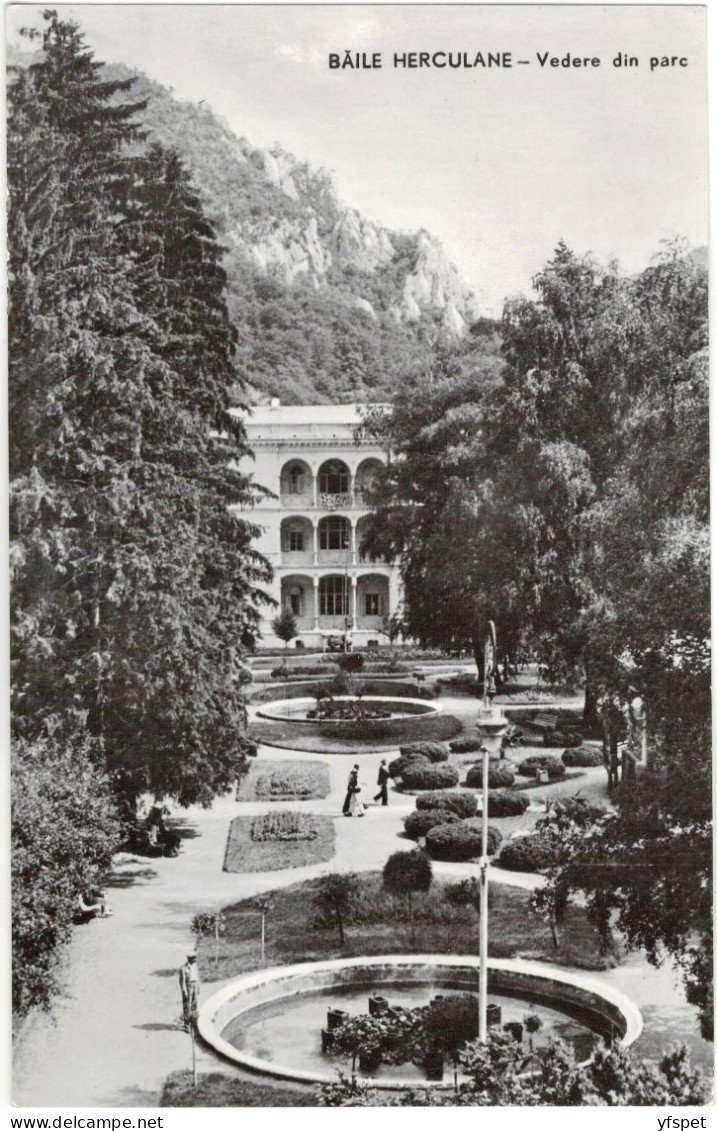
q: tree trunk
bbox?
[408,891,414,945]
[583,667,600,732]
[337,911,345,948]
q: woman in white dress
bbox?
[349,779,366,817]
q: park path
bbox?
[13,726,704,1106]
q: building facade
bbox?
[233,402,402,649]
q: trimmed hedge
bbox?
[497,833,555,872]
[398,742,449,763]
[425,819,503,861]
[465,762,515,789]
[517,755,566,781]
[401,763,460,791]
[415,791,478,818]
[543,729,582,749]
[562,746,604,768]
[449,737,483,755]
[485,789,530,818]
[403,809,461,840]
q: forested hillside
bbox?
[99,63,495,404]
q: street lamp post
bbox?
[474,620,508,1041]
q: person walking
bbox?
[179,951,200,1031]
[342,764,359,815]
[373,759,390,806]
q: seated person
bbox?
[76,889,112,921]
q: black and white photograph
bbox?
[7,2,711,1115]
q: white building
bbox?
[232,402,402,649]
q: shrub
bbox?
[538,794,608,828]
[398,742,449,763]
[402,763,460,791]
[486,789,530,817]
[416,791,478,818]
[497,833,556,872]
[270,664,328,679]
[403,809,461,840]
[449,737,483,754]
[250,811,318,842]
[543,729,571,748]
[562,746,604,767]
[336,653,365,674]
[465,762,515,789]
[517,755,566,781]
[425,819,502,861]
[388,749,430,779]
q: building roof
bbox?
[231,402,389,443]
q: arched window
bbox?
[285,585,304,617]
[287,464,304,495]
[318,460,349,495]
[319,516,350,551]
[319,576,348,616]
[281,521,306,552]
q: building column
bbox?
[351,575,358,630]
[388,569,402,624]
[311,517,319,565]
[313,576,320,631]
[349,519,356,565]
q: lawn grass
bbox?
[235,759,330,802]
[161,1070,314,1107]
[223,814,336,873]
[197,871,616,985]
[248,712,463,754]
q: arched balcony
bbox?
[318,574,351,630]
[280,516,314,567]
[354,457,384,506]
[317,459,352,510]
[279,575,314,632]
[355,515,385,564]
[280,459,313,508]
[356,574,390,631]
[317,515,352,565]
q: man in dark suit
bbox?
[373,759,390,806]
[343,764,359,815]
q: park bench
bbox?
[531,713,560,733]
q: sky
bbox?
[7,3,708,313]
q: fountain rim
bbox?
[197,953,644,1090]
[256,694,443,724]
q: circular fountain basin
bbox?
[198,954,643,1090]
[256,695,442,724]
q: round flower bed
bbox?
[401,763,460,791]
[403,809,461,840]
[517,755,566,781]
[415,791,478,819]
[425,819,503,861]
[485,789,530,818]
[562,746,604,768]
[465,762,515,789]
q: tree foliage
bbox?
[12,731,121,1016]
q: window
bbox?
[318,461,349,495]
[364,593,382,616]
[319,516,350,551]
[287,530,304,552]
[319,576,348,616]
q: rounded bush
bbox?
[486,789,530,817]
[388,749,430,779]
[449,737,483,755]
[517,755,566,781]
[404,809,461,840]
[562,746,604,768]
[497,833,555,872]
[425,819,502,861]
[415,791,478,819]
[401,763,460,791]
[465,762,515,789]
[398,742,449,764]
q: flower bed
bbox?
[223,815,335,873]
[236,760,330,802]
